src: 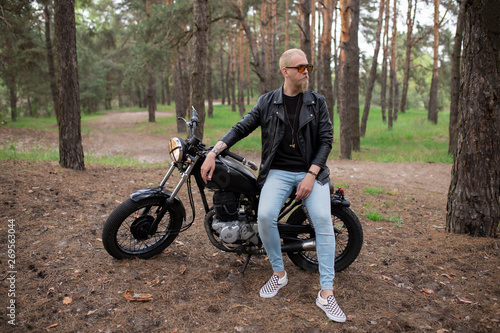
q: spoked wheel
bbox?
[284,206,363,272]
[102,197,183,259]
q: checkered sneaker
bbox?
[316,291,346,322]
[259,272,288,298]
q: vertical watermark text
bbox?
[7,219,17,325]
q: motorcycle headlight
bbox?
[168,137,186,163]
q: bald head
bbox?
[279,49,307,69]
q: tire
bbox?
[285,206,363,272]
[102,197,183,259]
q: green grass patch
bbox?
[364,209,384,221]
[363,186,385,195]
[1,103,454,165]
[341,107,453,163]
[0,142,147,166]
[363,207,403,227]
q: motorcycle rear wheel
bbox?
[285,206,363,272]
[102,197,183,259]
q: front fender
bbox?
[130,188,187,222]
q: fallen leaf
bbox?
[421,288,434,297]
[178,264,187,275]
[62,296,72,305]
[456,296,478,305]
[380,275,392,281]
[86,310,97,316]
[46,323,58,329]
[124,289,153,302]
[440,273,453,280]
[436,329,449,333]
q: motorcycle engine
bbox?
[211,191,259,245]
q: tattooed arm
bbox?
[200,141,228,184]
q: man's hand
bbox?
[200,152,216,184]
[295,165,321,201]
[295,173,315,200]
[200,141,228,184]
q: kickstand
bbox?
[240,254,253,274]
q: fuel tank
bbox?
[205,156,260,195]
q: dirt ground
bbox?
[0,111,499,333]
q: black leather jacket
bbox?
[220,86,333,188]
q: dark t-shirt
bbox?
[270,93,308,172]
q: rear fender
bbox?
[130,188,186,221]
[331,195,351,208]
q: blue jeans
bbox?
[258,169,335,290]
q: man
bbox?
[200,48,346,322]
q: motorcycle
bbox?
[102,108,363,273]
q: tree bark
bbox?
[427,0,440,124]
[400,0,417,113]
[380,0,389,123]
[319,0,335,120]
[238,25,245,117]
[448,0,466,155]
[219,41,226,105]
[54,0,84,170]
[446,0,500,238]
[191,0,208,139]
[44,4,59,123]
[388,0,398,129]
[298,0,314,90]
[360,0,385,136]
[147,68,156,122]
[338,0,360,158]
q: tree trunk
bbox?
[238,25,245,117]
[388,0,398,129]
[54,0,84,170]
[259,0,268,91]
[380,0,389,123]
[191,0,208,140]
[400,0,417,113]
[173,55,188,133]
[206,45,214,118]
[319,0,335,119]
[5,37,17,122]
[448,0,466,155]
[332,5,339,112]
[360,0,385,136]
[285,0,290,50]
[220,41,226,105]
[298,0,314,90]
[147,68,156,122]
[44,4,59,122]
[339,0,360,158]
[446,0,500,238]
[427,0,440,124]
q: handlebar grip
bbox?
[225,150,244,162]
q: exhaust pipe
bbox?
[249,239,316,255]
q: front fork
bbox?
[143,156,200,236]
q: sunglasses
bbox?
[285,64,314,73]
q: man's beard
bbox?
[299,78,309,92]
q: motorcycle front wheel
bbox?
[102,197,183,259]
[285,206,363,272]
